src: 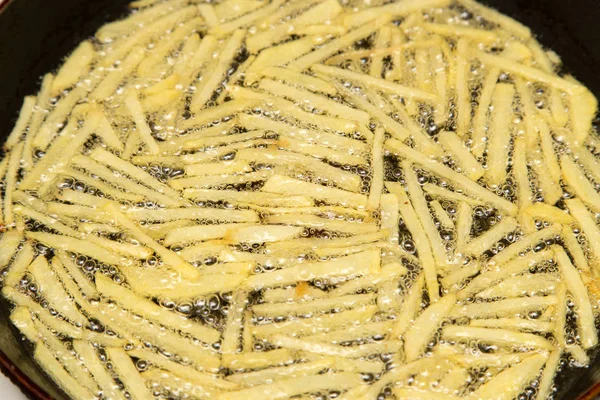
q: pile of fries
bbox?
[1,0,600,398]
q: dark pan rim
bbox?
[0,0,599,399]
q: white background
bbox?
[0,375,27,399]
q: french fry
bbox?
[163,223,248,246]
[222,348,296,370]
[467,354,547,400]
[536,349,562,400]
[524,203,574,224]
[106,347,154,400]
[271,334,403,358]
[469,318,553,333]
[463,217,518,257]
[253,293,376,317]
[258,78,370,124]
[455,202,473,254]
[451,296,557,319]
[487,224,561,266]
[262,174,368,208]
[567,198,600,261]
[3,241,34,288]
[313,63,437,103]
[458,249,554,299]
[386,139,518,215]
[220,372,362,400]
[120,264,245,300]
[386,182,439,301]
[260,66,337,95]
[438,131,484,180]
[390,275,424,339]
[5,96,36,150]
[28,255,88,325]
[405,294,456,362]
[562,155,600,211]
[342,0,450,28]
[125,206,259,223]
[455,38,471,137]
[210,0,285,36]
[476,273,559,299]
[442,326,553,350]
[472,68,500,158]
[530,145,563,205]
[440,262,480,289]
[486,83,515,186]
[303,321,394,344]
[73,341,126,400]
[571,88,598,144]
[170,169,275,190]
[226,359,331,387]
[96,274,220,343]
[264,214,377,235]
[555,246,598,348]
[380,194,400,243]
[4,142,24,226]
[30,315,99,395]
[561,224,591,273]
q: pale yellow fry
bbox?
[258,78,370,124]
[103,203,200,279]
[3,241,33,288]
[457,249,554,300]
[5,96,36,150]
[536,349,561,400]
[562,224,590,273]
[129,348,236,390]
[475,51,583,94]
[164,223,248,246]
[4,142,24,226]
[210,0,285,36]
[571,88,597,143]
[245,250,380,289]
[34,86,87,150]
[221,289,247,355]
[90,46,146,101]
[404,162,448,268]
[390,275,424,339]
[26,231,126,266]
[405,294,456,362]
[562,155,600,211]
[261,66,337,95]
[170,170,275,190]
[271,334,403,358]
[343,0,450,28]
[464,217,518,257]
[191,30,245,111]
[486,83,515,186]
[222,348,295,370]
[380,194,400,243]
[236,147,361,193]
[423,184,484,207]
[30,316,98,395]
[531,146,563,205]
[124,90,159,154]
[28,256,87,325]
[438,131,484,180]
[451,295,557,319]
[469,318,553,333]
[472,68,500,158]
[487,224,561,266]
[443,326,552,351]
[386,182,439,302]
[98,302,220,371]
[288,15,391,71]
[313,63,437,102]
[73,341,126,400]
[106,347,153,400]
[476,273,559,299]
[386,139,518,215]
[125,206,258,223]
[96,274,220,343]
[0,230,22,269]
[226,359,331,387]
[262,174,367,208]
[89,147,180,199]
[19,111,99,191]
[555,246,598,348]
[467,354,547,400]
[183,188,313,207]
[253,293,375,317]
[34,343,94,399]
[441,262,480,289]
[455,38,471,137]
[231,86,357,133]
[455,202,473,254]
[567,198,600,262]
[61,169,145,203]
[246,36,318,84]
[525,203,575,224]
[220,372,362,400]
[264,213,377,235]
[430,200,453,231]
[225,225,304,244]
[120,264,246,300]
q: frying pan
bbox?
[1,0,600,398]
